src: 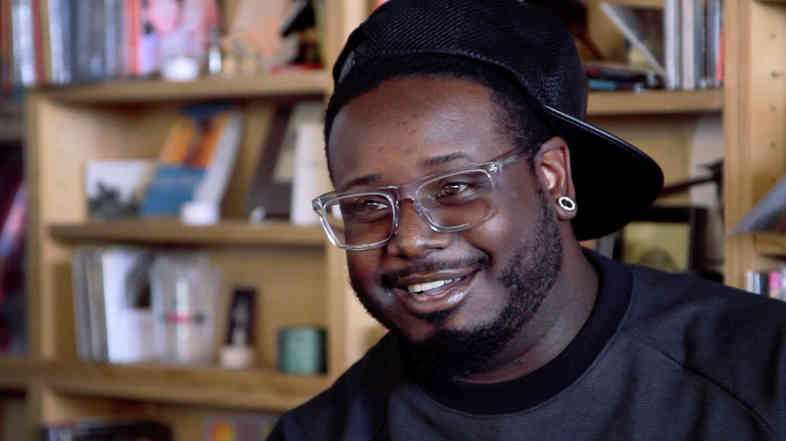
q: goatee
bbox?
[401,190,563,382]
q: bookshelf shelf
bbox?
[587,89,723,116]
[42,361,331,411]
[50,220,326,247]
[0,356,37,389]
[41,71,332,104]
[754,233,786,256]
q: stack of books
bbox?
[599,0,723,91]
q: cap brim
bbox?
[543,105,664,241]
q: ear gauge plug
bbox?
[557,196,577,212]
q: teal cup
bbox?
[277,327,326,375]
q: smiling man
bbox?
[267,1,786,440]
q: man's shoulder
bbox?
[270,333,400,441]
[619,265,786,427]
[625,264,786,338]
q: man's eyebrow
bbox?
[341,174,383,191]
[420,152,472,168]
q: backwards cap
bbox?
[328,0,664,240]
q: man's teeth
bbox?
[407,278,459,294]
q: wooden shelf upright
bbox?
[723,0,786,289]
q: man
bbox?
[268,1,786,440]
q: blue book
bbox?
[139,165,205,217]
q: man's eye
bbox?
[342,198,390,219]
[435,182,471,199]
[358,199,388,210]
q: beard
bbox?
[354,187,564,383]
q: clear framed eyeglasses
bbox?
[312,146,529,251]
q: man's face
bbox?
[327,76,563,378]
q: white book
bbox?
[664,0,681,89]
[10,0,36,86]
[290,122,330,226]
[193,111,244,206]
[681,0,697,90]
[101,247,156,363]
[600,2,665,76]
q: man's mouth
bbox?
[391,271,477,317]
[406,276,467,296]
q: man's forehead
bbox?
[327,77,513,191]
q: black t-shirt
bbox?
[269,252,786,441]
[422,251,632,414]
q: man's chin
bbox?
[398,325,503,382]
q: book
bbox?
[73,247,111,362]
[140,104,242,218]
[599,2,665,76]
[746,266,786,301]
[72,246,157,363]
[11,0,37,86]
[85,159,154,220]
[246,101,323,220]
[192,110,244,206]
[100,247,156,363]
[680,0,706,90]
[706,0,723,87]
[663,0,681,89]
[71,248,92,359]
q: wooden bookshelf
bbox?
[42,361,330,412]
[754,233,786,257]
[724,0,786,289]
[587,89,723,116]
[50,220,325,247]
[43,71,332,104]
[0,356,37,390]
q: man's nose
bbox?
[385,200,451,257]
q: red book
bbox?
[31,0,45,85]
[126,0,140,76]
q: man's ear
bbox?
[535,136,577,221]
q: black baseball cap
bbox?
[327,0,664,240]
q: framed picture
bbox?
[615,205,708,273]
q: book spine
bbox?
[85,248,108,361]
[193,111,244,205]
[664,0,681,90]
[769,269,783,301]
[694,0,707,89]
[72,249,92,360]
[680,0,696,90]
[708,0,722,88]
[31,0,45,84]
[11,0,36,86]
[104,0,122,79]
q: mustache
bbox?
[380,255,490,287]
